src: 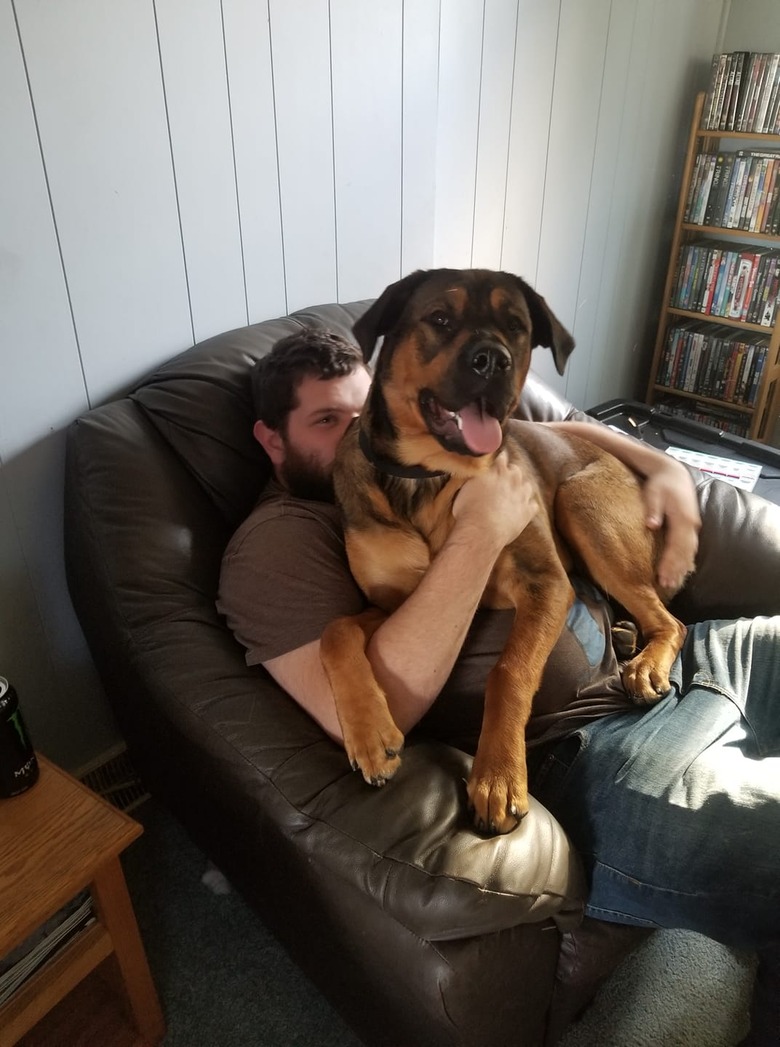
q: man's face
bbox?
[255,367,371,500]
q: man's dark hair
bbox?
[251,328,364,430]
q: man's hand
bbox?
[641,457,701,591]
[451,452,539,551]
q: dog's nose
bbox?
[468,342,512,378]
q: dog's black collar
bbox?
[358,428,447,480]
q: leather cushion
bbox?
[130,301,372,529]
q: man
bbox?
[218,328,779,1045]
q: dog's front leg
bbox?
[468,566,573,835]
[320,608,405,786]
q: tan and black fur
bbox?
[320,268,687,835]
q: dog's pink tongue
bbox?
[458,402,503,455]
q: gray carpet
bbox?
[123,799,757,1047]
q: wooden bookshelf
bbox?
[645,90,780,443]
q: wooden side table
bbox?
[0,755,164,1047]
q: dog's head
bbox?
[354,268,575,473]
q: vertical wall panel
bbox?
[0,442,119,770]
[501,0,560,286]
[586,0,673,406]
[533,0,612,395]
[155,0,248,341]
[401,0,440,274]
[433,0,485,266]
[269,0,337,312]
[471,0,518,269]
[331,0,403,302]
[0,2,115,770]
[222,0,286,322]
[0,1,87,456]
[610,0,723,399]
[14,0,192,404]
[562,0,639,408]
[584,0,724,408]
[0,466,60,764]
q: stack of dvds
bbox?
[684,148,780,234]
[702,52,780,134]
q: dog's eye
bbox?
[427,311,450,328]
[506,316,525,333]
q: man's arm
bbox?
[264,454,539,743]
[545,420,701,590]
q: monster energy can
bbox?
[0,676,39,797]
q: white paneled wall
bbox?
[156,0,249,341]
[500,1,559,283]
[13,0,194,404]
[400,0,439,272]
[222,0,286,322]
[433,0,486,266]
[331,0,404,302]
[532,0,614,392]
[270,0,338,311]
[1,0,729,770]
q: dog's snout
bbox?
[469,342,512,379]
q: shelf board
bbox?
[696,128,780,144]
[652,384,755,414]
[680,223,780,242]
[666,307,775,333]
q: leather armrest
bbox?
[671,475,780,622]
[272,739,586,940]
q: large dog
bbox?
[320,268,687,834]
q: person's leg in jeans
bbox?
[530,616,780,1041]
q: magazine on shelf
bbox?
[0,890,94,1005]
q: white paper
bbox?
[666,446,762,492]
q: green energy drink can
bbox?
[0,676,39,797]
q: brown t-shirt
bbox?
[217,481,636,754]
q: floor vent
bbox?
[79,745,150,813]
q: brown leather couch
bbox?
[64,299,780,1047]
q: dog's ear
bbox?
[353,270,432,361]
[514,277,575,376]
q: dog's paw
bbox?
[345,725,405,787]
[621,654,671,705]
[611,620,639,660]
[466,771,528,835]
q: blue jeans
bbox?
[528,616,780,951]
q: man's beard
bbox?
[280,444,335,502]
